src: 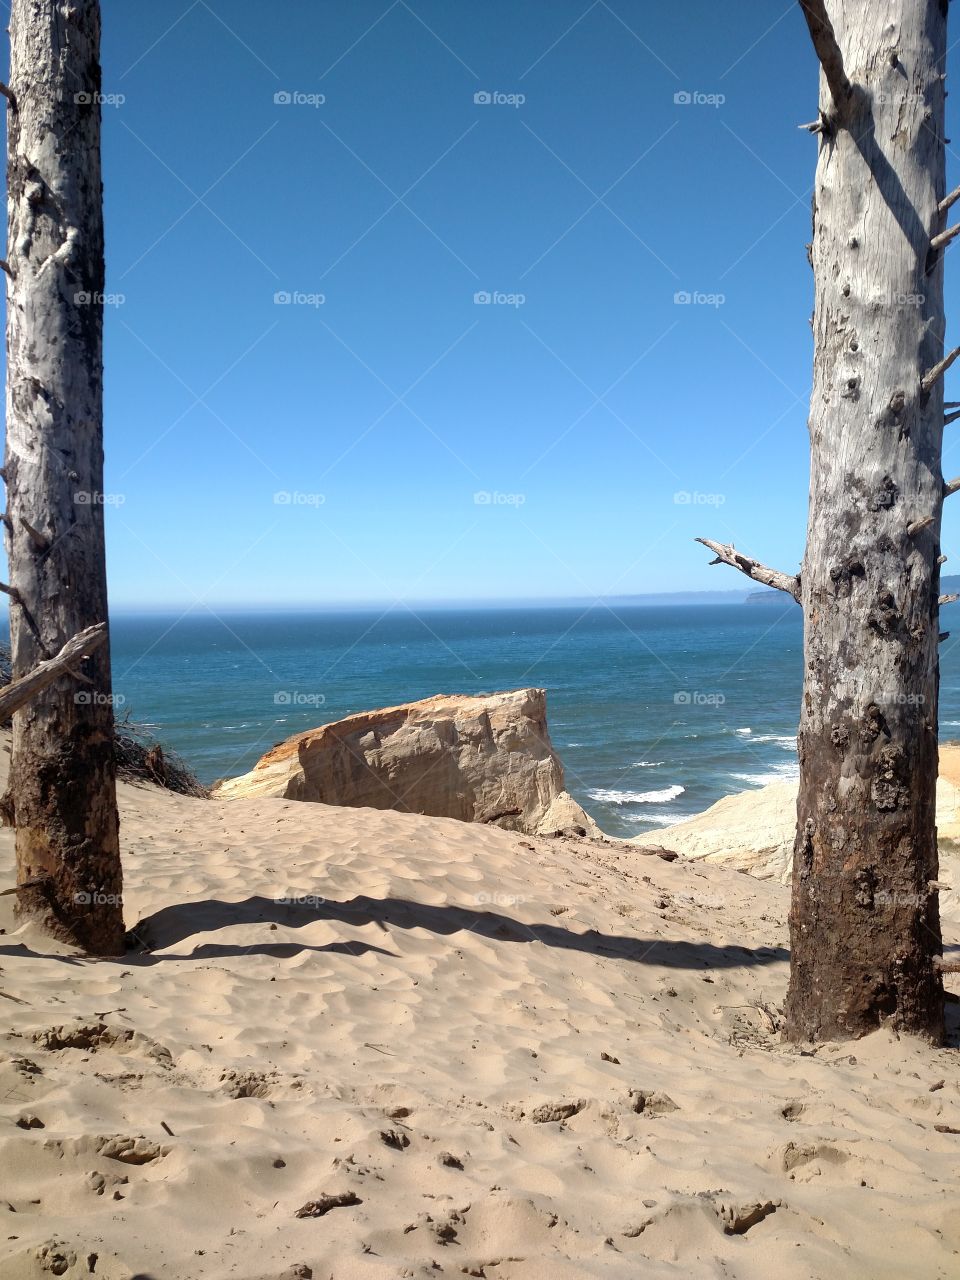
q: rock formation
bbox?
[635,747,960,922]
[214,688,599,838]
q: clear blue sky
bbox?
[76,2,960,605]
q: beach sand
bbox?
[1,742,959,1279]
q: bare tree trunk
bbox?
[786,0,947,1043]
[4,0,123,954]
[702,0,949,1041]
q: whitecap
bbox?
[751,734,797,750]
[735,727,752,736]
[731,762,800,787]
[632,812,686,827]
[588,784,685,805]
[630,760,664,768]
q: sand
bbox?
[1,745,959,1279]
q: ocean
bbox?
[108,602,960,840]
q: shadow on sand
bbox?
[93,892,792,969]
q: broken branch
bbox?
[0,623,107,721]
[931,225,960,251]
[695,537,801,601]
[0,83,16,110]
[921,347,960,393]
[940,594,958,606]
[945,477,960,498]
[941,186,960,215]
[798,0,853,116]
[946,410,960,426]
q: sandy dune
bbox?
[1,749,959,1278]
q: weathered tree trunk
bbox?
[701,0,949,1041]
[786,0,947,1043]
[4,0,123,954]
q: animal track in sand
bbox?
[32,1238,76,1277]
[218,1068,278,1098]
[778,1140,850,1177]
[624,1191,780,1242]
[43,1134,170,1165]
[84,1168,129,1198]
[32,1022,173,1066]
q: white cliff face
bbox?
[213,688,599,839]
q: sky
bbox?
[36,1,960,606]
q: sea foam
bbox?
[588,784,685,805]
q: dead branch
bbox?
[931,224,960,251]
[695,537,801,601]
[0,623,106,721]
[921,346,960,393]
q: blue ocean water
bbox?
[107,603,960,840]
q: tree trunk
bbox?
[4,0,123,954]
[784,0,947,1041]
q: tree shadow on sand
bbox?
[106,893,790,970]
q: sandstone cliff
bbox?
[214,687,599,838]
[632,747,960,923]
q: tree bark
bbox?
[4,0,123,954]
[785,0,947,1041]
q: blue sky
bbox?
[73,2,960,605]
